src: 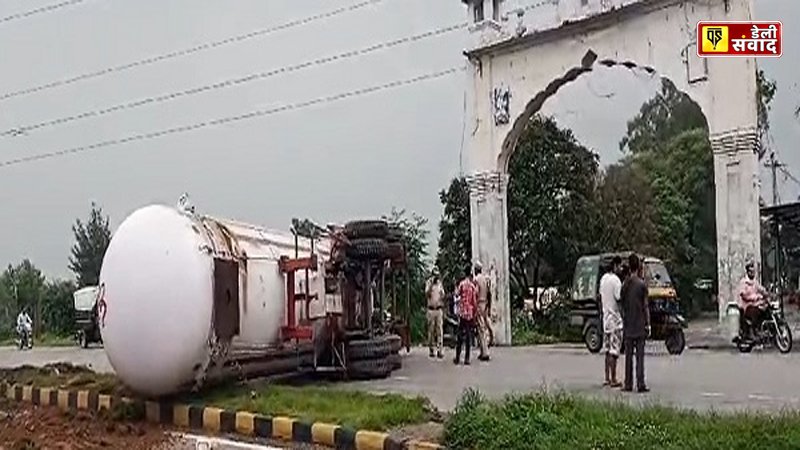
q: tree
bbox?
[69,202,112,287]
[41,279,77,337]
[435,177,472,293]
[594,160,661,256]
[507,115,600,308]
[756,68,777,157]
[382,208,431,343]
[0,260,46,337]
[619,79,707,155]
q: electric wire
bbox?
[1,0,88,25]
[0,0,386,102]
[1,22,468,137]
[0,66,464,169]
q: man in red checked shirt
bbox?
[454,268,478,365]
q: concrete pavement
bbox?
[3,343,800,413]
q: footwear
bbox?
[621,386,633,392]
[602,381,610,387]
[610,382,622,388]
[637,386,650,393]
[429,350,435,358]
[437,351,443,359]
[464,360,471,365]
[478,355,490,362]
[453,358,460,365]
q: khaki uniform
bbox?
[426,279,444,355]
[474,273,491,358]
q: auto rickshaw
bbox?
[73,286,102,348]
[571,252,687,355]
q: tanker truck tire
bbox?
[346,336,394,360]
[387,335,402,354]
[344,221,389,239]
[388,353,402,371]
[348,358,392,380]
[346,238,388,261]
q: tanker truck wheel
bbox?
[346,238,389,261]
[388,353,402,371]
[346,336,393,360]
[344,220,389,239]
[347,357,392,380]
[386,335,402,354]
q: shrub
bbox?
[445,389,800,450]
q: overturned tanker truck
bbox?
[98,201,410,397]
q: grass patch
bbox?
[191,382,435,431]
[0,363,128,396]
[445,389,800,450]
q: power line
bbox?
[0,66,464,169]
[1,0,88,25]
[2,22,468,137]
[0,0,386,102]
[779,166,800,188]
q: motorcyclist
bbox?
[737,261,769,339]
[16,307,32,347]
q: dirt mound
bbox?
[0,364,129,397]
[0,397,174,449]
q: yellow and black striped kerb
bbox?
[0,383,443,450]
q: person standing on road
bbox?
[600,256,623,388]
[620,253,650,393]
[473,262,492,362]
[454,269,478,366]
[426,271,445,359]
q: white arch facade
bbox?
[461,0,760,344]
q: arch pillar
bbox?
[466,170,512,346]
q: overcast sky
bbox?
[0,0,797,279]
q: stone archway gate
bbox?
[460,0,760,345]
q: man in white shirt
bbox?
[600,256,623,387]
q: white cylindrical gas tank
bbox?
[99,204,330,397]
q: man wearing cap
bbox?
[425,270,445,359]
[473,261,492,362]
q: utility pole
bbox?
[764,151,786,313]
[764,151,786,206]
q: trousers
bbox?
[426,309,443,353]
[454,317,475,363]
[476,301,490,357]
[623,336,646,390]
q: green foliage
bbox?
[0,260,45,337]
[42,279,77,337]
[507,115,600,307]
[382,208,431,343]
[444,390,800,450]
[610,80,718,316]
[0,261,77,338]
[435,177,472,293]
[196,382,433,431]
[69,202,112,288]
[619,79,707,155]
[757,68,777,157]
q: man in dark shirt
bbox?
[620,253,650,393]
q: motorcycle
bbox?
[734,296,792,354]
[16,324,33,350]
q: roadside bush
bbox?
[444,389,800,450]
[511,301,581,346]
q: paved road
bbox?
[3,344,799,413]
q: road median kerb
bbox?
[0,381,443,450]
